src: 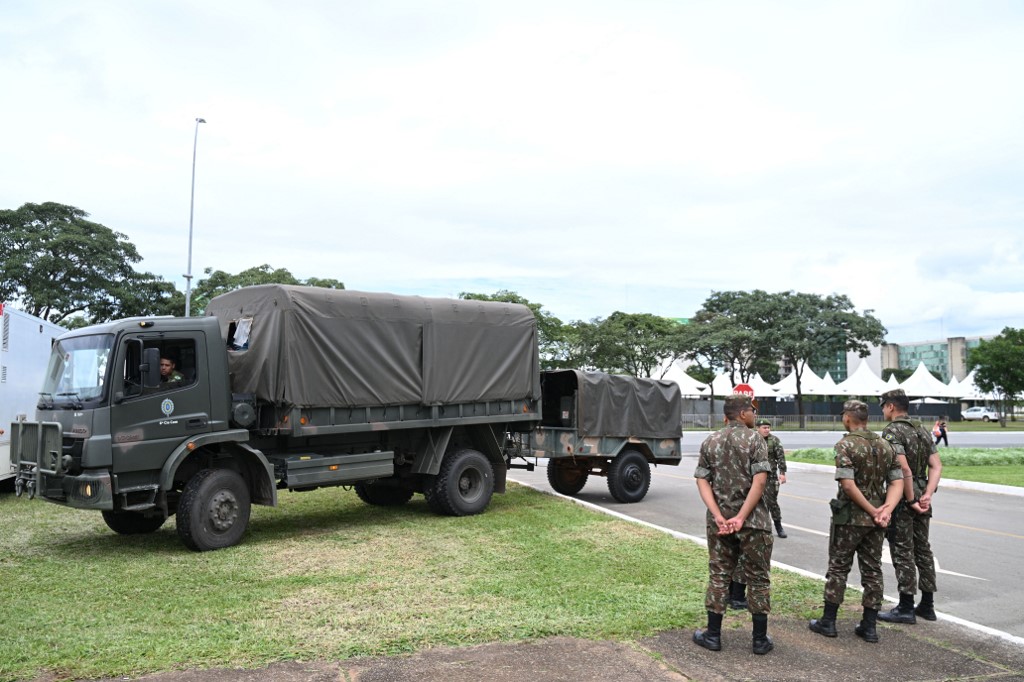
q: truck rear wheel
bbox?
[355,482,415,506]
[607,450,651,503]
[177,469,251,551]
[546,460,590,496]
[428,448,494,516]
[102,510,166,535]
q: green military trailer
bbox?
[518,369,683,503]
[12,285,542,551]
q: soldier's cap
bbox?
[842,399,868,412]
[880,388,907,404]
[755,418,771,427]
[724,394,757,412]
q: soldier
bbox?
[809,400,903,643]
[878,388,943,624]
[728,417,788,610]
[159,355,185,390]
[757,418,789,538]
[693,395,775,655]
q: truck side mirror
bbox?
[142,347,161,388]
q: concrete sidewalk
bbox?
[86,615,1024,682]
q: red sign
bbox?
[733,383,754,397]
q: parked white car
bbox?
[962,406,1000,422]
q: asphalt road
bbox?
[509,431,1024,639]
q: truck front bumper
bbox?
[11,420,113,509]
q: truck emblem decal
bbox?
[161,399,175,417]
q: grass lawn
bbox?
[0,484,825,682]
[787,448,1024,487]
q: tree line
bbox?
[2,201,1020,420]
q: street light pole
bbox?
[184,117,206,317]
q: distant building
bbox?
[880,336,994,382]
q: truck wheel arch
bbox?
[159,432,277,507]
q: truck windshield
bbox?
[40,334,114,408]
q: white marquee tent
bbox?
[835,361,889,396]
[772,366,824,397]
[746,373,779,398]
[804,372,840,396]
[658,361,708,397]
[899,362,959,398]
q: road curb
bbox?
[785,461,1024,497]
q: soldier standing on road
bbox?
[693,395,775,655]
[809,400,903,643]
[878,388,943,624]
[757,419,789,538]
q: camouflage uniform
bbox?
[823,428,901,609]
[695,422,774,614]
[763,433,787,523]
[882,418,939,595]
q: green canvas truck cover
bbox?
[205,285,540,408]
[543,369,683,440]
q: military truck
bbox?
[11,285,680,551]
[520,369,682,502]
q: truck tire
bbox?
[355,482,415,506]
[102,510,166,535]
[428,448,494,516]
[607,450,651,503]
[546,460,590,496]
[176,469,251,552]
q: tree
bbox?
[0,202,174,324]
[459,290,568,370]
[574,312,682,377]
[687,290,886,427]
[968,328,1024,426]
[189,265,344,316]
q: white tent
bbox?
[804,372,840,396]
[710,373,734,396]
[835,361,889,396]
[957,369,999,401]
[772,366,823,397]
[899,362,958,398]
[945,375,963,400]
[746,372,779,398]
[658,361,708,397]
[885,374,901,390]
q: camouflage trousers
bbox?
[887,504,937,595]
[764,478,782,523]
[706,527,773,615]
[824,522,885,609]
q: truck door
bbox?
[110,332,212,475]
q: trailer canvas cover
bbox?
[205,285,540,408]
[548,369,683,440]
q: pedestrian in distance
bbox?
[693,395,775,655]
[879,388,943,624]
[809,400,903,644]
[933,417,949,447]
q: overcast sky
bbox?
[3,1,1022,343]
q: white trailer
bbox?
[1,305,64,485]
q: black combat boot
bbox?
[915,591,937,621]
[752,613,773,655]
[878,593,917,624]
[809,601,839,638]
[774,519,787,538]
[855,607,879,643]
[693,611,723,651]
[728,580,748,610]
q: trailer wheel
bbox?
[429,449,494,516]
[102,510,166,535]
[355,482,415,506]
[546,460,590,496]
[607,450,651,503]
[177,469,251,552]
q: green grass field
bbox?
[0,484,825,682]
[787,448,1024,487]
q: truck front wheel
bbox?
[177,469,251,551]
[546,460,590,496]
[102,510,166,535]
[607,450,651,503]
[428,449,494,516]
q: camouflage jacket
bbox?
[882,418,938,494]
[695,423,772,531]
[763,433,786,477]
[834,428,902,527]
